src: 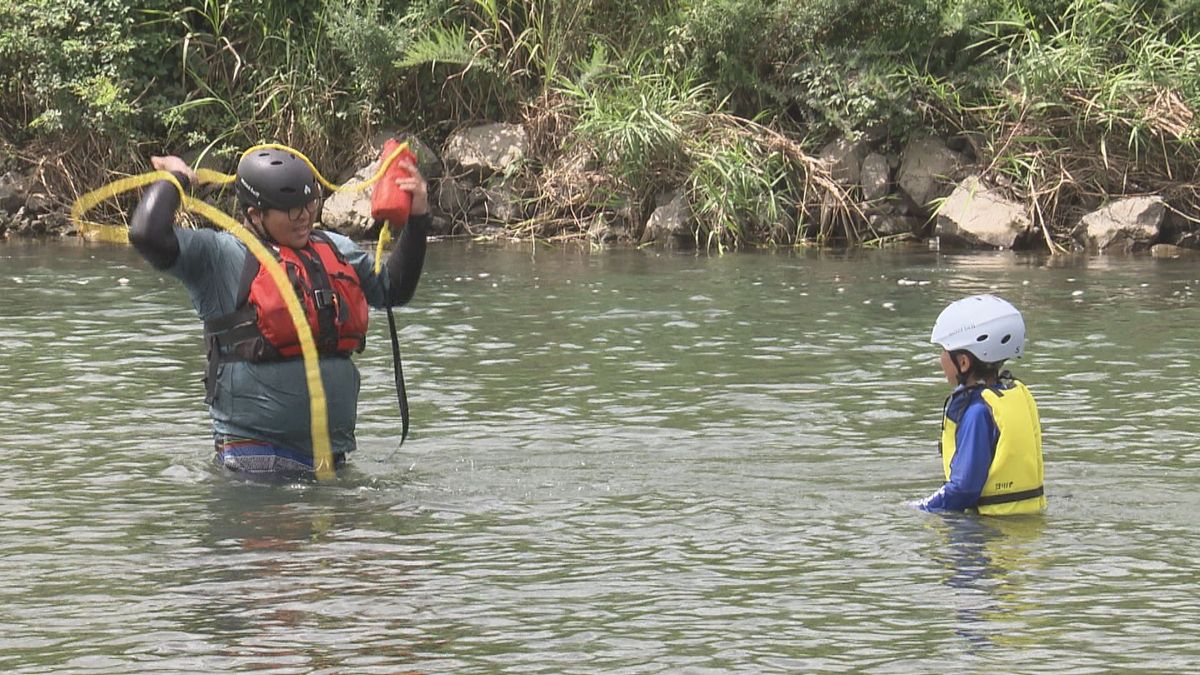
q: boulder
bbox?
[24,192,52,215]
[444,123,528,176]
[1151,243,1198,258]
[819,138,869,187]
[320,161,375,237]
[1,171,31,213]
[639,192,692,247]
[472,177,523,223]
[897,137,965,208]
[935,175,1030,248]
[436,176,475,221]
[428,215,454,236]
[860,153,891,202]
[369,131,442,181]
[321,134,441,238]
[868,214,920,238]
[588,214,632,244]
[1080,196,1165,250]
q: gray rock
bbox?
[24,192,52,215]
[1080,196,1165,250]
[474,178,523,223]
[1151,243,1197,258]
[320,161,375,238]
[444,123,528,176]
[819,138,870,187]
[1,171,31,213]
[640,192,692,246]
[428,215,453,236]
[436,177,474,221]
[935,175,1030,249]
[588,215,631,245]
[897,137,965,208]
[368,131,443,181]
[868,214,920,237]
[860,153,891,202]
[321,134,441,238]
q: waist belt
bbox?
[977,485,1044,506]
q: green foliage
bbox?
[780,49,918,140]
[0,0,147,138]
[658,0,775,114]
[1,0,1198,246]
[555,51,713,200]
[390,0,676,123]
[687,133,795,249]
[394,22,476,70]
[904,0,1200,231]
[659,0,984,136]
[947,0,1200,151]
[554,49,804,249]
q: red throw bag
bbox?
[370,139,416,230]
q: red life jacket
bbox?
[204,230,369,368]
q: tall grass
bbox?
[3,0,1199,245]
[545,51,855,249]
[152,0,369,168]
[910,0,1200,234]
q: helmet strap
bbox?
[243,205,274,244]
[949,349,972,387]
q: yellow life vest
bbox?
[940,379,1046,515]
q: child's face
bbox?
[939,350,964,386]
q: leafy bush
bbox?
[0,0,152,139]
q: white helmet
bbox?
[930,294,1025,363]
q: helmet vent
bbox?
[281,187,296,193]
[976,334,988,342]
[270,160,283,166]
[1001,334,1012,344]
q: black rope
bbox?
[387,305,409,446]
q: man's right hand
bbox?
[150,155,197,185]
[391,158,429,218]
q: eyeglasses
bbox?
[284,198,320,222]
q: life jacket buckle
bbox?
[313,288,335,310]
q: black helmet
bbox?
[235,147,319,211]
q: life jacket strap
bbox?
[203,305,277,359]
[977,485,1044,506]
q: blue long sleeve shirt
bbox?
[920,386,1000,512]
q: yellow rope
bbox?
[69,142,413,480]
[183,196,336,480]
[374,224,393,275]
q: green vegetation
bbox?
[1,0,1196,247]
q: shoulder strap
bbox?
[234,247,262,309]
[308,229,348,264]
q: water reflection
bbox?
[925,513,1047,653]
[159,474,440,670]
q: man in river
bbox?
[917,294,1047,514]
[129,147,429,476]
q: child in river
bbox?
[918,294,1046,515]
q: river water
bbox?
[1,240,1198,673]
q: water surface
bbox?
[1,240,1198,672]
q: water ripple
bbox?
[1,244,1198,672]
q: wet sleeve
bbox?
[919,404,998,512]
[129,172,190,270]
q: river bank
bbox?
[3,3,1197,254]
[2,121,1197,257]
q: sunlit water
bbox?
[1,240,1198,673]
